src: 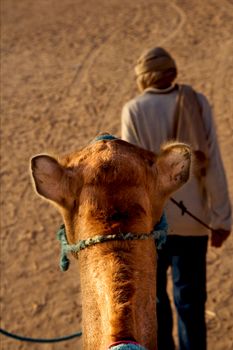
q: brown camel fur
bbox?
[31,136,191,350]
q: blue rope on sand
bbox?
[0,327,82,343]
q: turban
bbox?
[135,47,177,76]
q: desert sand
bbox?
[1,0,233,349]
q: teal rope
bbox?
[93,134,118,142]
[0,327,82,343]
[57,215,167,272]
[57,225,71,271]
[109,344,147,350]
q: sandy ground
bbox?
[1,0,233,349]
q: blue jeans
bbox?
[156,235,208,350]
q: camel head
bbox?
[31,137,191,238]
[30,135,191,350]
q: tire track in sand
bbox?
[159,1,187,46]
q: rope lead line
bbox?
[170,197,212,230]
[0,328,82,343]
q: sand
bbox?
[1,0,233,349]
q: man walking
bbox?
[121,47,232,350]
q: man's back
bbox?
[121,84,231,236]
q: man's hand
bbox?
[211,229,231,248]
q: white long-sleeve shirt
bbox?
[121,86,232,236]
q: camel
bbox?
[30,134,191,350]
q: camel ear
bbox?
[156,143,191,195]
[31,155,66,203]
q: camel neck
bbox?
[79,239,157,349]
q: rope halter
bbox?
[57,213,168,271]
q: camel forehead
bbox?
[63,140,153,166]
[61,140,156,184]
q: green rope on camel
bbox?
[57,213,167,272]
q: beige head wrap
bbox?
[135,47,177,76]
